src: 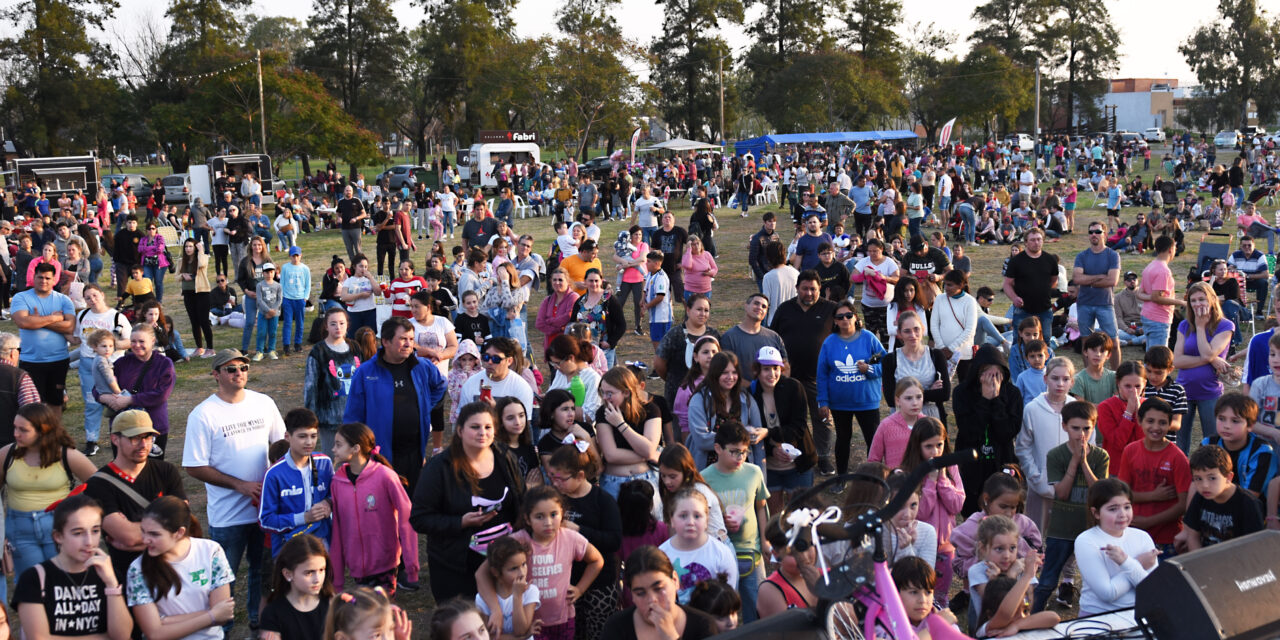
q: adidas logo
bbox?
[834,355,866,383]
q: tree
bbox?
[1180,0,1280,130]
[0,0,120,155]
[748,0,835,60]
[298,0,408,140]
[1038,0,1119,129]
[649,0,743,141]
[950,45,1034,138]
[903,23,960,142]
[753,49,904,132]
[969,0,1051,67]
[845,0,902,78]
[551,0,645,159]
[166,0,250,56]
[417,0,521,143]
[246,16,305,59]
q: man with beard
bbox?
[769,271,836,474]
[901,234,951,309]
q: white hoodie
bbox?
[930,292,979,361]
[1015,392,1097,530]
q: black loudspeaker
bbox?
[1135,530,1280,640]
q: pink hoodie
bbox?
[917,465,965,554]
[951,511,1043,582]
[329,459,419,590]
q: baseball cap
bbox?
[909,235,926,251]
[261,262,276,272]
[211,348,249,370]
[288,246,301,256]
[111,410,159,438]
[757,346,785,367]
[1124,271,1138,280]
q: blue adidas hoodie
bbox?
[259,452,335,556]
[816,329,885,411]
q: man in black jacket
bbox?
[112,215,142,297]
[769,271,836,474]
[748,212,780,288]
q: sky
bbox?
[106,0,1280,85]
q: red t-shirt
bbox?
[1116,440,1191,544]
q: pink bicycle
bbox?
[716,449,979,640]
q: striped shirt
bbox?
[1145,379,1188,441]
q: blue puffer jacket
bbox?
[343,350,447,459]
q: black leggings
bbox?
[831,408,881,474]
[212,244,229,276]
[617,281,644,328]
[183,290,214,349]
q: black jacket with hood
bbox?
[951,344,1024,516]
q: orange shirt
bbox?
[559,253,602,295]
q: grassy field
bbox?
[50,147,1244,636]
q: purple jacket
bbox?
[94,351,175,434]
[137,235,169,269]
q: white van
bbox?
[1003,133,1035,152]
[467,142,540,191]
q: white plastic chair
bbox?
[514,195,529,219]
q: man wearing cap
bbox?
[85,410,186,582]
[769,270,835,473]
[344,316,447,494]
[1073,220,1122,368]
[790,212,831,272]
[1229,235,1269,316]
[183,349,286,629]
[0,332,40,449]
[1115,271,1145,347]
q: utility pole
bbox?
[257,49,267,155]
[717,55,724,145]
[1033,62,1041,139]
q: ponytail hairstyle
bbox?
[548,436,601,480]
[687,574,741,620]
[336,422,394,470]
[139,496,202,600]
[898,416,950,474]
[982,465,1027,514]
[325,586,393,640]
[269,534,334,603]
[617,479,659,537]
[539,389,577,434]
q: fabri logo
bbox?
[833,355,866,383]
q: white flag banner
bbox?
[939,118,957,147]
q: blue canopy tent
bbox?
[733,130,919,157]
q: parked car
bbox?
[377,164,431,191]
[160,173,191,203]
[101,173,154,202]
[1116,131,1142,146]
[1243,125,1268,137]
[1003,133,1035,152]
[1143,128,1166,143]
[114,154,131,166]
[1214,130,1242,149]
[581,156,617,181]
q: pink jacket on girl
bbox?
[917,465,965,554]
[951,511,1043,581]
[329,459,419,590]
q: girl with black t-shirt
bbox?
[548,443,623,640]
[259,535,333,640]
[495,396,541,485]
[537,389,597,471]
[14,494,131,640]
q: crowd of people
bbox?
[0,132,1276,640]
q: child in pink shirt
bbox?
[899,417,965,608]
[868,377,926,468]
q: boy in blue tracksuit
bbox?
[259,408,335,557]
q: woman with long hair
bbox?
[137,222,170,301]
[236,235,273,354]
[178,238,213,357]
[1173,281,1234,452]
[654,294,718,407]
[687,352,766,474]
[410,402,526,603]
[883,310,951,421]
[886,274,927,351]
[535,268,581,350]
[0,404,97,580]
[571,268,627,369]
[816,300,886,474]
[125,496,235,640]
[596,366,663,498]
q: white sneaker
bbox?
[251,352,263,362]
[268,351,279,360]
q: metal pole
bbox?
[718,55,724,144]
[257,49,267,156]
[1034,62,1041,139]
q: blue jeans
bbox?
[737,189,750,212]
[599,469,659,499]
[683,290,711,303]
[255,312,278,353]
[1032,537,1074,612]
[78,356,105,443]
[642,226,657,246]
[739,556,765,623]
[1076,303,1118,341]
[1142,318,1170,351]
[1221,300,1247,348]
[975,314,1007,347]
[960,207,977,243]
[1179,396,1219,453]
[1012,308,1055,342]
[603,347,616,369]
[209,523,264,627]
[348,309,377,337]
[908,216,923,240]
[88,256,103,283]
[241,295,258,352]
[143,264,165,301]
[766,467,814,492]
[281,298,305,347]
[8,509,57,584]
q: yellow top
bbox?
[6,456,70,512]
[124,277,155,297]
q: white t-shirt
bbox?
[582,223,601,243]
[476,586,540,636]
[555,234,579,258]
[634,197,659,228]
[658,536,738,604]
[126,538,234,640]
[411,315,455,377]
[851,256,899,307]
[439,192,458,213]
[182,390,287,527]
[75,308,131,359]
[460,371,535,419]
[547,366,602,420]
[1019,170,1035,196]
[1074,526,1156,615]
[343,276,376,313]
